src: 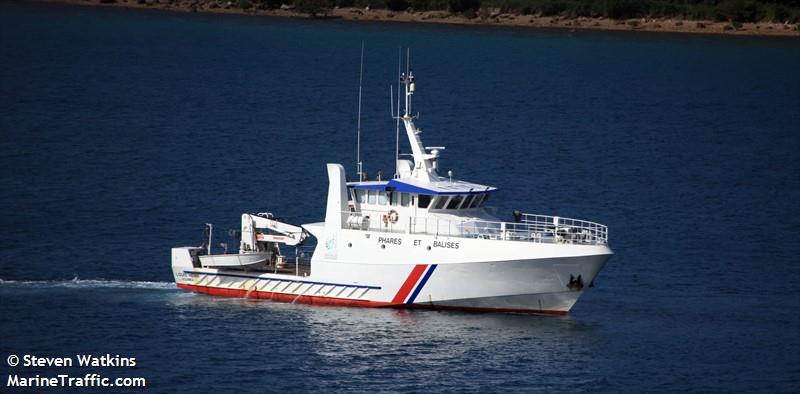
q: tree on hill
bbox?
[294,0,334,16]
[387,0,409,11]
[448,0,480,13]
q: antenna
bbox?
[394,47,402,179]
[404,48,411,117]
[356,41,364,182]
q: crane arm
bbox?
[240,213,308,252]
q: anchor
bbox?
[567,274,584,291]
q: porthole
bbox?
[348,243,352,248]
[426,246,431,251]
[381,244,386,249]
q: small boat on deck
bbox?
[199,252,271,270]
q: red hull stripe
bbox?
[176,283,568,315]
[391,264,428,304]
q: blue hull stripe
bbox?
[184,270,381,290]
[406,264,437,305]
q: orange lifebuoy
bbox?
[388,210,399,223]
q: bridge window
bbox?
[378,191,388,205]
[481,193,491,206]
[368,190,377,205]
[355,189,367,204]
[400,192,410,207]
[460,194,475,209]
[470,194,484,208]
[446,195,463,210]
[417,194,432,209]
[432,196,448,210]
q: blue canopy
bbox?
[348,179,497,196]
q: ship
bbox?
[171,64,613,315]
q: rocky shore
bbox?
[39,0,800,37]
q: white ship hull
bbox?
[172,228,611,314]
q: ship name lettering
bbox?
[378,237,402,245]
[433,241,460,249]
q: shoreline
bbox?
[35,0,800,38]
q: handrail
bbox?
[342,209,608,245]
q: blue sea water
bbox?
[1,1,799,391]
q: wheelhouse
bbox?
[347,179,497,214]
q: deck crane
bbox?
[239,213,309,252]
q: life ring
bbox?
[385,209,399,224]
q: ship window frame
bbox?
[446,195,463,210]
[389,192,398,206]
[460,194,475,209]
[355,189,367,204]
[417,194,432,209]
[368,190,377,205]
[400,192,410,207]
[378,191,389,205]
[470,193,484,208]
[432,196,449,210]
[480,193,491,207]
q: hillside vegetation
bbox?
[280,0,800,23]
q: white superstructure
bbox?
[171,65,612,315]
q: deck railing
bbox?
[277,245,314,276]
[343,209,608,245]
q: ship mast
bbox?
[398,49,441,182]
[393,47,402,179]
[403,48,413,118]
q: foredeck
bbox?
[343,210,608,245]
